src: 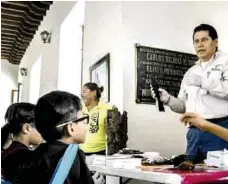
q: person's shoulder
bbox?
[212,52,228,69]
[2,142,30,160]
[82,102,88,113]
[105,103,114,110]
[77,148,86,160]
[215,51,228,62]
[35,141,67,157]
[217,51,228,58]
[31,142,69,176]
[183,64,198,77]
[98,100,114,110]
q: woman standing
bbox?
[81,83,113,155]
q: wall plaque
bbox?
[136,44,197,104]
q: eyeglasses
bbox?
[56,115,89,128]
[72,115,89,124]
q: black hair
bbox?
[84,82,104,100]
[1,103,35,149]
[1,124,11,150]
[35,90,82,142]
[193,24,218,41]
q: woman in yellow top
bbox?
[81,82,113,155]
[181,112,228,142]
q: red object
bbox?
[153,168,228,184]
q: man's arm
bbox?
[166,73,187,114]
[167,96,186,114]
[150,73,187,113]
[202,61,228,99]
[181,112,228,142]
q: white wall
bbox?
[19,1,77,101]
[29,55,42,104]
[83,1,124,110]
[83,1,228,158]
[0,59,18,126]
[58,1,85,96]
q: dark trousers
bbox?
[186,116,228,163]
[85,150,106,156]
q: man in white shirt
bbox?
[151,24,228,163]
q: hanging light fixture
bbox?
[20,67,28,76]
[40,30,51,44]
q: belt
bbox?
[190,116,228,129]
[206,116,228,122]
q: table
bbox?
[88,164,228,184]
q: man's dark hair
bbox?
[84,82,104,100]
[35,90,82,142]
[193,24,218,40]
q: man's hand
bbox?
[92,172,105,184]
[180,112,207,130]
[150,86,170,104]
[185,74,202,87]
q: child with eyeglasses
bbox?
[14,91,104,184]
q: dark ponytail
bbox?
[84,83,104,100]
[1,124,11,150]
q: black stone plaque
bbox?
[136,44,197,104]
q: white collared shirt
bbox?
[178,51,228,119]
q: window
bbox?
[58,1,85,96]
[29,55,42,104]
